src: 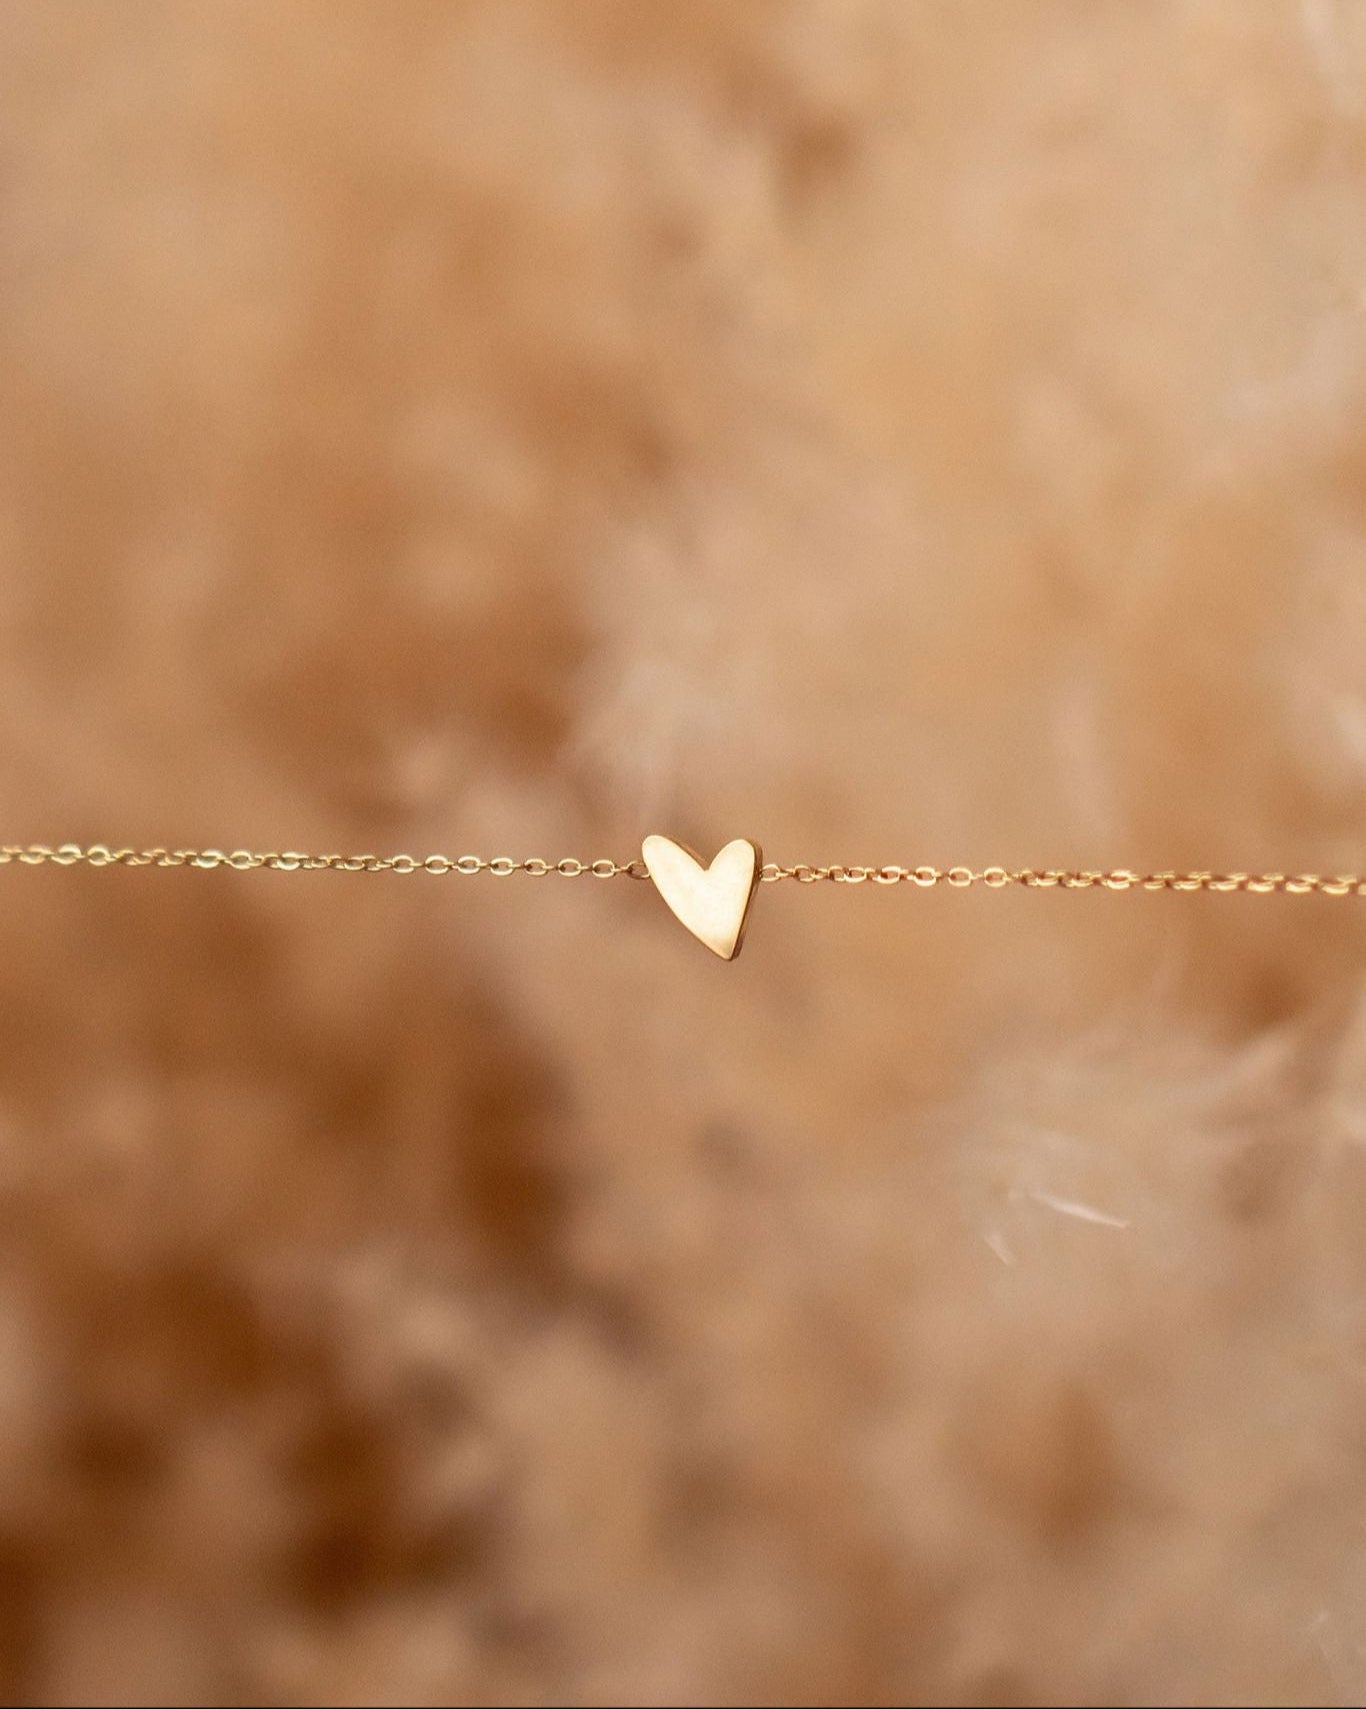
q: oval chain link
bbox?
[1,845,1363,895]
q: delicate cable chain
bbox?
[757,863,1366,894]
[0,844,652,879]
[3,846,1364,896]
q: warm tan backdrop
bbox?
[4,3,1366,1704]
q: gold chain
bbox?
[0,844,651,879]
[757,864,1366,893]
[3,844,1365,895]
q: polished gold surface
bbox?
[640,835,763,960]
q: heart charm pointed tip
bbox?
[641,834,762,960]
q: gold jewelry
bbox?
[6,840,1366,962]
[641,835,762,961]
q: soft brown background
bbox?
[3,2,1366,1704]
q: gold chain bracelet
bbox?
[6,836,1365,962]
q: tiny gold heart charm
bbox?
[641,834,762,960]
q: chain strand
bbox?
[757,863,1366,894]
[0,844,651,879]
[2,845,1364,896]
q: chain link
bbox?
[2,845,1363,896]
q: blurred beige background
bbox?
[3,2,1366,1703]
